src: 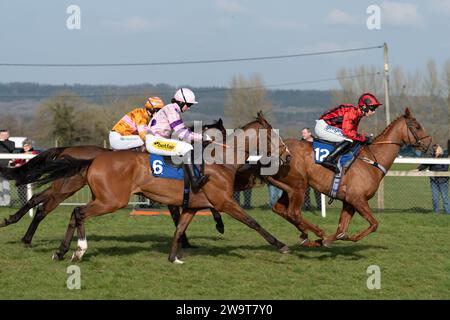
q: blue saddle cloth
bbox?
[149,154,200,180]
[312,139,361,169]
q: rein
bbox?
[357,116,431,173]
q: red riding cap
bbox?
[358,93,382,109]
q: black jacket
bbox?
[417,151,449,172]
[0,139,15,167]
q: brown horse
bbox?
[0,120,227,248]
[12,112,291,263]
[267,108,432,247]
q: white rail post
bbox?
[321,194,326,218]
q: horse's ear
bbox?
[405,107,412,118]
[217,118,223,125]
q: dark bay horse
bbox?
[10,112,291,263]
[0,120,227,248]
[267,108,432,247]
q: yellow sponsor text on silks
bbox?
[152,140,177,151]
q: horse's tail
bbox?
[23,155,94,187]
[0,147,68,185]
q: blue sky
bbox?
[1,0,450,89]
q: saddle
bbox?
[148,153,204,208]
[312,138,361,201]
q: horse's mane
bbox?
[374,114,406,139]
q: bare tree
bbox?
[224,74,273,128]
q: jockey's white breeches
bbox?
[314,120,353,143]
[109,131,144,150]
[145,134,193,156]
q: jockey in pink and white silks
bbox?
[146,88,211,192]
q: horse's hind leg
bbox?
[211,208,224,234]
[168,209,196,264]
[220,200,289,253]
[69,199,127,261]
[52,208,78,261]
[0,190,49,228]
[272,190,324,247]
[168,205,194,249]
[21,191,71,246]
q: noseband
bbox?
[405,118,432,155]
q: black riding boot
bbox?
[185,163,209,193]
[321,140,353,173]
[184,150,209,193]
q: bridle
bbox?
[404,118,432,155]
[257,119,291,166]
[365,117,433,160]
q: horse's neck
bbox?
[367,122,403,172]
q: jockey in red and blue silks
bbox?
[314,93,382,172]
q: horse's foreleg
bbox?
[322,201,355,247]
[168,209,196,264]
[168,205,194,248]
[221,200,289,253]
[344,200,378,243]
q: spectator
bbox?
[234,190,252,210]
[0,129,15,206]
[417,144,450,214]
[267,183,283,207]
[300,127,322,211]
[301,127,314,142]
[10,139,38,206]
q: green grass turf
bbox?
[0,206,449,299]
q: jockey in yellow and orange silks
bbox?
[109,96,164,151]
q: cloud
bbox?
[381,1,424,27]
[101,17,165,33]
[327,9,357,26]
[216,0,245,13]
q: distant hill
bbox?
[0,82,332,137]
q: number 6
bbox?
[152,160,163,174]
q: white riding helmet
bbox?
[173,88,198,105]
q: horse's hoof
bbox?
[52,252,63,261]
[322,239,333,248]
[299,238,310,246]
[172,256,184,264]
[216,225,225,234]
[21,239,32,248]
[279,245,290,254]
[71,252,81,263]
[336,233,348,240]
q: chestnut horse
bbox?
[12,112,291,263]
[267,108,432,247]
[0,120,227,248]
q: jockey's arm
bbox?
[167,107,203,142]
[128,109,150,142]
[342,110,366,142]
